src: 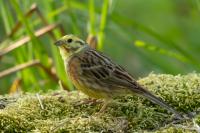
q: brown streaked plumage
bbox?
[55,34,182,119]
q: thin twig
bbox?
[37,64,69,91]
[0,60,40,78]
[7,4,37,38]
[0,59,69,91]
[36,93,44,109]
[58,24,65,36]
[58,80,64,90]
[9,78,22,94]
[7,3,59,41]
[0,24,59,57]
[86,34,98,49]
[51,118,72,132]
[34,5,56,40]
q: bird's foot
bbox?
[93,100,111,117]
[75,98,102,106]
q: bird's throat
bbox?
[59,47,72,61]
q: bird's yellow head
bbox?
[54,34,87,59]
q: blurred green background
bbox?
[0,0,200,94]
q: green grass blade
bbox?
[196,0,200,11]
[111,13,200,66]
[134,40,200,71]
[98,0,109,50]
[88,0,96,35]
[11,1,37,46]
[0,1,13,34]
[135,40,188,63]
[10,0,51,91]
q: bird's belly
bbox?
[67,58,109,99]
[70,74,110,99]
[73,82,109,99]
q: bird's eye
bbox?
[67,38,73,43]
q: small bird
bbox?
[55,34,182,118]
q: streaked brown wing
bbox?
[78,48,141,92]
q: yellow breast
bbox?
[66,56,109,99]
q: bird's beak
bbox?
[54,40,63,46]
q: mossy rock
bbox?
[0,74,200,132]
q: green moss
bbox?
[0,74,200,132]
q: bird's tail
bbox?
[134,86,183,119]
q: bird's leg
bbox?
[82,98,99,105]
[98,100,111,114]
[98,101,109,113]
[75,98,102,106]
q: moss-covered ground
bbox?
[1,74,200,132]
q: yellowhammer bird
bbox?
[55,34,182,119]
